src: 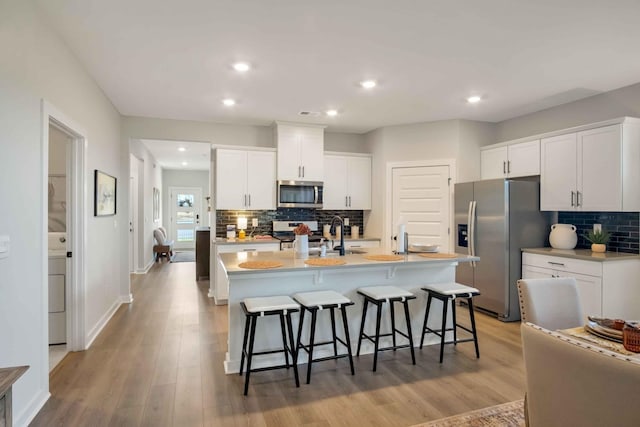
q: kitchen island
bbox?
[219,250,479,374]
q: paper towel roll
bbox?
[351,225,359,239]
[397,224,406,253]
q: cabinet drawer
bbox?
[522,253,602,277]
[344,240,380,249]
[217,243,280,253]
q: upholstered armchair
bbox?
[153,227,174,262]
[521,322,640,427]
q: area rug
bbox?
[171,251,195,263]
[411,399,524,427]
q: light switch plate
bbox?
[344,218,349,226]
[0,235,9,259]
[252,218,258,227]
[593,223,602,232]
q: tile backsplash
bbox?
[557,211,639,253]
[216,208,364,238]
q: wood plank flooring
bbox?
[31,261,525,426]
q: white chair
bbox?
[517,277,583,330]
[521,322,640,427]
[153,226,174,262]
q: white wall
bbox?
[162,169,210,228]
[0,1,125,425]
[325,132,368,153]
[495,81,640,142]
[129,140,162,269]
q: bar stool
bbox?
[293,290,355,384]
[419,282,480,363]
[356,285,416,371]
[239,296,300,396]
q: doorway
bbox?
[386,160,454,252]
[42,100,87,378]
[129,154,140,273]
[169,186,203,250]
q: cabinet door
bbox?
[557,271,602,319]
[276,126,302,180]
[246,151,276,210]
[480,146,507,180]
[578,125,622,211]
[298,127,324,181]
[540,133,577,211]
[323,155,348,209]
[347,156,372,209]
[508,139,540,178]
[216,149,248,209]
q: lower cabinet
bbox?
[522,253,640,320]
[212,242,280,305]
[48,257,66,345]
[344,240,380,250]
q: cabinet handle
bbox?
[248,194,251,207]
[548,261,566,267]
[298,166,301,177]
[242,249,257,252]
[576,191,581,207]
[570,191,575,207]
[345,196,348,207]
[507,160,511,174]
[349,196,352,207]
[503,161,506,174]
[244,194,247,206]
[302,166,305,178]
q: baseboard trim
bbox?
[120,293,133,304]
[15,389,50,427]
[85,298,122,349]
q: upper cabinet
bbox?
[216,148,276,210]
[275,122,325,181]
[480,139,540,180]
[323,153,372,210]
[540,121,640,211]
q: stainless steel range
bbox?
[272,220,323,250]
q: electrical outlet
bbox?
[252,218,258,227]
[593,223,602,233]
[344,217,349,226]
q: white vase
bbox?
[294,234,309,258]
[549,224,578,249]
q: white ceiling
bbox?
[37,0,640,133]
[141,139,210,171]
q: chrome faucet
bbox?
[330,215,345,256]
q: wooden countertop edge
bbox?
[0,365,29,396]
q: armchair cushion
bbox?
[154,227,173,247]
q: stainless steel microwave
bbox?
[277,180,323,208]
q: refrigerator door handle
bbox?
[470,200,477,267]
[466,201,473,258]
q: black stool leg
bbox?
[285,312,300,388]
[357,298,369,356]
[439,297,448,363]
[296,306,306,356]
[468,297,480,358]
[341,305,355,375]
[451,298,458,346]
[403,300,416,365]
[389,300,397,352]
[240,314,251,376]
[330,308,338,357]
[372,301,383,372]
[306,308,318,384]
[420,293,433,349]
[279,313,290,368]
[243,315,258,396]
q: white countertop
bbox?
[522,247,640,262]
[220,250,478,275]
[213,236,280,245]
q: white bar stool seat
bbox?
[244,296,300,314]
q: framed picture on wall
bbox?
[94,169,117,216]
[153,187,160,221]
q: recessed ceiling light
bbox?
[326,110,338,117]
[222,99,236,106]
[233,62,250,72]
[467,95,482,104]
[182,161,188,166]
[178,147,186,152]
[361,80,377,89]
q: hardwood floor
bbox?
[31,261,525,426]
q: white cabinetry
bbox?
[344,239,380,250]
[522,252,640,320]
[212,242,280,304]
[540,121,640,211]
[323,153,371,210]
[216,149,276,210]
[481,139,540,180]
[48,257,66,344]
[275,123,325,181]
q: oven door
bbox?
[277,181,323,208]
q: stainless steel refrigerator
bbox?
[455,179,549,322]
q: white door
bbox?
[298,127,324,181]
[170,187,202,250]
[480,146,507,180]
[246,150,276,210]
[276,126,302,180]
[323,155,348,209]
[540,133,577,211]
[128,154,139,273]
[507,139,540,178]
[391,165,450,252]
[348,156,372,210]
[215,149,247,209]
